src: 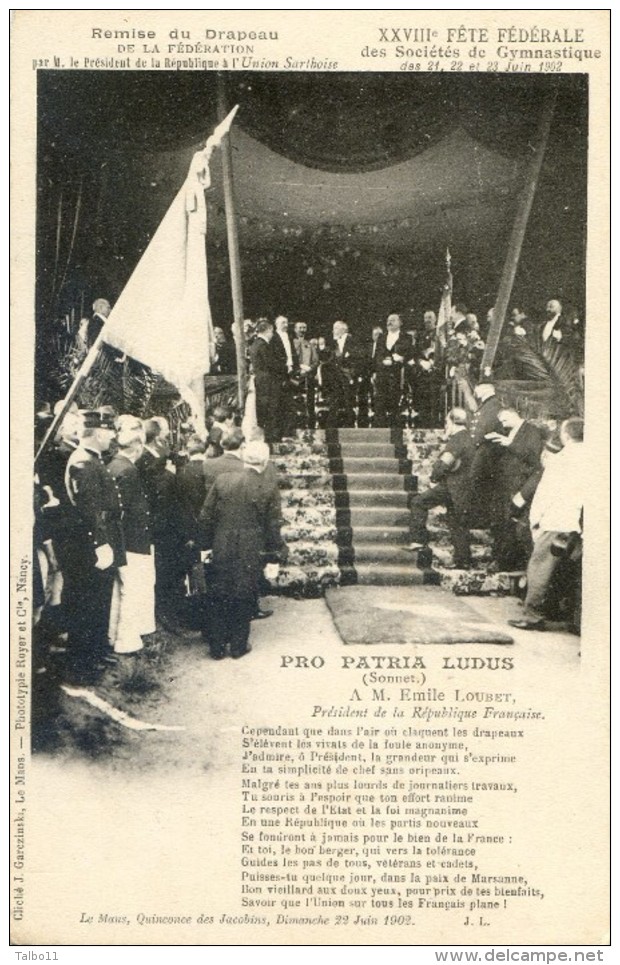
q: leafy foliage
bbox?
[498,334,584,417]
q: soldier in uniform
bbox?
[63,409,125,685]
[406,407,474,568]
[107,416,155,655]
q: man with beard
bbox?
[292,320,319,428]
[322,320,359,428]
[373,313,413,428]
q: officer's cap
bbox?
[80,408,117,430]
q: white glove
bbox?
[264,563,280,581]
[392,353,404,363]
[382,357,393,366]
[552,329,562,341]
[514,325,526,337]
[94,544,114,570]
[201,550,213,563]
[42,486,60,509]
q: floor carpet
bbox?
[325,584,514,645]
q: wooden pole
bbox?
[34,328,108,465]
[217,75,247,410]
[480,87,557,377]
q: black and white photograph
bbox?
[11,9,609,951]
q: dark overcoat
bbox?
[201,467,287,600]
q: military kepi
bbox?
[80,408,117,430]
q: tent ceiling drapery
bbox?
[36,71,587,328]
[39,71,583,168]
[216,126,520,227]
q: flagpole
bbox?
[34,328,108,465]
[480,87,558,377]
[217,75,247,411]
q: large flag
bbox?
[434,248,453,362]
[102,107,239,426]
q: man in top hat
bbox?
[63,408,125,684]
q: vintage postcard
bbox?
[10,9,610,948]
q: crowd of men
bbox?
[34,405,288,684]
[408,383,584,632]
[32,293,584,692]
[241,297,584,441]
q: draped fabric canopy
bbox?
[39,71,584,168]
[36,71,587,331]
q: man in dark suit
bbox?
[177,435,207,549]
[322,320,359,428]
[373,313,413,428]
[201,427,245,501]
[485,408,545,570]
[63,409,125,683]
[271,315,297,439]
[136,418,182,630]
[249,319,282,445]
[450,303,469,338]
[175,434,208,626]
[537,298,572,347]
[468,380,503,537]
[406,407,474,568]
[508,306,532,339]
[412,311,441,428]
[211,327,237,375]
[201,441,287,659]
[77,298,111,351]
[292,321,319,428]
[107,416,155,654]
[356,325,383,427]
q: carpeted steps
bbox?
[328,427,522,595]
[328,427,439,587]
